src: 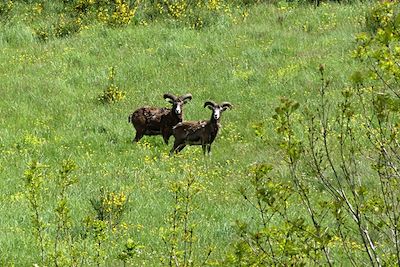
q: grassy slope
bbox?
[0,3,367,265]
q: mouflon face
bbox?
[204,101,232,121]
[164,93,193,115]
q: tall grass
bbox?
[0,1,370,265]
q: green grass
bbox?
[0,2,370,265]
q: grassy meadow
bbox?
[0,1,378,265]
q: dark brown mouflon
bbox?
[128,93,192,144]
[170,101,232,155]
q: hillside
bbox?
[3,1,397,266]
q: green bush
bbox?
[364,1,400,34]
[233,2,400,265]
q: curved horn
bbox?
[164,93,178,102]
[204,101,217,108]
[220,102,233,110]
[179,93,193,102]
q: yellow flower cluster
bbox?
[13,53,37,64]
[207,0,222,11]
[276,63,300,79]
[32,3,43,15]
[98,67,126,103]
[318,12,337,32]
[97,7,110,23]
[113,6,133,23]
[0,0,13,15]
[102,191,127,213]
[99,85,126,103]
[77,0,137,27]
[110,0,137,26]
[164,0,188,19]
[23,133,46,147]
[220,122,243,143]
[158,0,235,27]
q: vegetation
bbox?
[1,0,399,266]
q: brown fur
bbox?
[128,93,192,144]
[170,101,232,155]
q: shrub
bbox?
[96,0,138,26]
[23,159,79,266]
[54,13,83,38]
[138,0,241,29]
[0,0,13,21]
[23,158,137,266]
[231,2,400,261]
[364,1,400,34]
[90,187,129,229]
[159,172,216,266]
[98,67,126,104]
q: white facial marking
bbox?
[214,108,221,120]
[175,104,182,114]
